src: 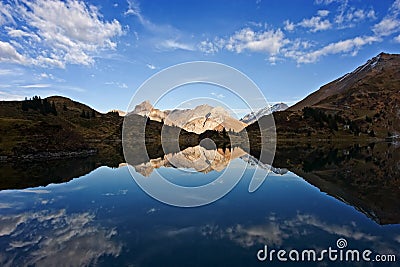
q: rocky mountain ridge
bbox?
[131,101,247,134]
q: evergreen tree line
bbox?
[21,96,57,115]
[302,107,339,131]
[108,110,120,116]
[302,107,363,134]
[80,109,96,119]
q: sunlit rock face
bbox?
[131,101,247,134]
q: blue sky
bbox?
[0,0,399,115]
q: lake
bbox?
[0,142,399,266]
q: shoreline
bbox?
[0,149,98,163]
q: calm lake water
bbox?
[0,143,399,266]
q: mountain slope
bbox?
[269,52,400,139]
[0,96,124,159]
[289,52,400,111]
[0,96,201,161]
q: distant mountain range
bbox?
[131,101,289,134]
[131,101,247,134]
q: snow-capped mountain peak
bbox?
[240,103,288,124]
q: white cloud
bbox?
[290,35,380,64]
[201,1,390,65]
[335,7,377,29]
[373,18,400,37]
[105,81,129,89]
[394,34,400,43]
[268,55,282,65]
[299,16,332,32]
[0,2,15,25]
[124,0,195,54]
[0,69,13,76]
[38,72,54,80]
[352,9,366,20]
[5,27,41,42]
[314,0,337,4]
[0,41,29,65]
[0,91,26,101]
[372,0,400,37]
[23,0,122,46]
[330,0,349,25]
[211,92,225,99]
[367,9,377,19]
[0,68,23,76]
[225,28,288,54]
[390,0,400,15]
[124,0,170,34]
[133,31,139,41]
[316,0,377,29]
[2,0,123,68]
[159,39,195,51]
[146,63,156,70]
[247,21,263,28]
[19,83,51,88]
[199,40,220,54]
[346,8,367,21]
[285,10,332,32]
[20,189,50,194]
[125,0,142,18]
[283,20,295,31]
[317,10,330,17]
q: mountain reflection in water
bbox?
[0,142,399,266]
[132,145,286,177]
[1,141,399,225]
